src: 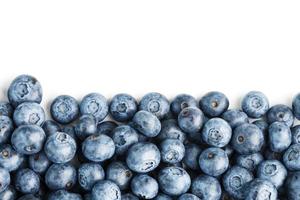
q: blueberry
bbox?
[29,151,51,174]
[231,123,264,154]
[15,168,40,194]
[199,91,229,117]
[82,134,115,162]
[96,121,118,136]
[268,122,292,152]
[157,119,186,142]
[292,93,300,120]
[221,109,249,128]
[158,166,191,196]
[61,124,77,140]
[152,193,172,200]
[257,160,287,188]
[126,142,160,173]
[8,74,42,107]
[122,193,139,200]
[178,193,200,200]
[75,114,97,140]
[45,163,77,190]
[109,93,137,122]
[199,147,229,176]
[241,91,269,118]
[18,194,42,200]
[202,118,232,147]
[0,116,14,144]
[191,175,221,200]
[235,153,264,172]
[42,120,61,136]
[0,167,10,193]
[286,171,300,200]
[91,180,121,200]
[80,93,108,122]
[131,174,159,199]
[139,92,170,119]
[78,163,105,191]
[11,125,46,155]
[111,125,139,155]
[171,94,198,116]
[0,101,13,117]
[178,107,204,134]
[13,102,45,126]
[50,95,79,124]
[283,143,300,170]
[183,143,202,170]
[106,161,133,190]
[264,149,283,161]
[244,179,277,200]
[222,166,254,199]
[44,132,77,163]
[252,119,269,135]
[160,139,185,164]
[48,190,82,200]
[0,144,24,172]
[0,185,16,200]
[132,110,161,137]
[291,125,300,144]
[267,104,294,127]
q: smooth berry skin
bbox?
[29,151,51,174]
[222,166,254,199]
[109,93,137,122]
[80,93,108,122]
[50,95,79,124]
[75,114,97,140]
[82,134,115,162]
[286,171,300,200]
[91,180,121,200]
[191,175,221,200]
[199,147,229,177]
[157,119,186,143]
[171,94,198,116]
[131,174,159,199]
[0,101,13,117]
[0,116,14,144]
[268,122,292,152]
[178,193,200,200]
[178,107,204,134]
[222,109,249,128]
[126,142,160,173]
[106,161,133,190]
[202,118,232,148]
[0,167,10,193]
[292,93,300,120]
[132,111,161,137]
[61,125,77,140]
[257,160,287,189]
[42,120,61,136]
[291,125,300,144]
[44,132,77,163]
[96,121,118,136]
[199,91,229,117]
[0,144,24,172]
[48,190,82,200]
[241,91,269,118]
[252,119,269,135]
[11,125,46,155]
[245,179,277,200]
[183,143,202,170]
[45,163,77,190]
[78,163,105,191]
[7,74,42,107]
[15,168,40,194]
[13,102,45,126]
[267,104,294,127]
[153,193,172,200]
[235,153,264,172]
[231,123,264,155]
[17,194,42,200]
[160,139,185,164]
[283,143,300,170]
[112,125,139,155]
[122,193,139,200]
[0,186,16,200]
[139,92,170,119]
[158,167,191,196]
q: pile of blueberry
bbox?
[1,75,300,200]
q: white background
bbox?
[0,1,300,112]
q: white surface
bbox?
[0,1,300,111]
